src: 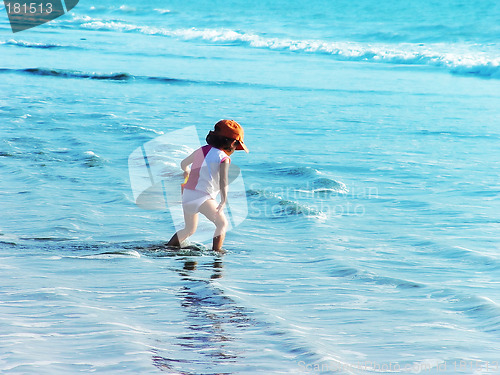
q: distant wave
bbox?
[153,8,172,15]
[11,68,134,81]
[0,67,180,83]
[0,39,72,49]
[82,151,106,168]
[247,188,328,220]
[73,17,500,79]
[271,165,320,178]
[296,178,350,196]
[87,5,174,15]
[88,4,137,14]
[0,67,286,90]
[2,66,401,94]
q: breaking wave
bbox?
[0,39,72,49]
[0,67,182,83]
[247,188,328,220]
[72,16,500,79]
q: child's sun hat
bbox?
[213,119,249,153]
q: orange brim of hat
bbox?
[236,140,249,153]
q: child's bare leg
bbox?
[199,199,228,252]
[212,233,226,252]
[166,211,198,247]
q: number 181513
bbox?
[6,3,53,14]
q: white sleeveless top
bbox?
[183,145,230,199]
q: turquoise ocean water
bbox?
[1,0,499,373]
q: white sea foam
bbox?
[153,8,172,14]
[0,39,65,49]
[117,5,136,13]
[76,17,500,78]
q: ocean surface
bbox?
[1,0,499,373]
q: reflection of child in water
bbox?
[167,120,249,252]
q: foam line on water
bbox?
[0,39,76,49]
[66,15,500,79]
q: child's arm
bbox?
[180,151,195,179]
[217,159,230,212]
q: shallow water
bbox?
[1,0,500,373]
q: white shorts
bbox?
[182,188,213,215]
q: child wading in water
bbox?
[167,120,249,252]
